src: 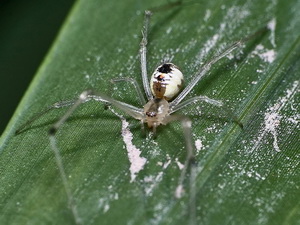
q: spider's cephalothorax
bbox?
[143,98,169,128]
[150,63,184,100]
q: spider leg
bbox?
[163,115,197,224]
[170,26,268,107]
[140,1,185,101]
[15,100,77,135]
[170,95,243,128]
[140,10,153,100]
[45,90,144,224]
[110,77,147,105]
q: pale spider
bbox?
[16,2,266,224]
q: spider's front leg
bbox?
[48,90,97,225]
[48,90,145,225]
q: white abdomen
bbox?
[150,63,184,101]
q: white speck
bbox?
[175,158,184,170]
[144,172,163,196]
[218,183,226,189]
[206,124,217,133]
[114,193,119,200]
[252,44,277,63]
[260,49,276,63]
[98,198,110,213]
[256,69,263,73]
[157,161,163,166]
[103,204,110,213]
[143,155,172,196]
[166,27,172,34]
[227,53,234,60]
[197,34,219,62]
[204,9,211,21]
[195,139,203,152]
[251,81,258,84]
[267,18,276,48]
[287,117,298,124]
[184,120,192,128]
[96,55,101,61]
[175,184,184,198]
[163,155,171,169]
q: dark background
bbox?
[0,0,75,135]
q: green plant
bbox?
[0,0,299,224]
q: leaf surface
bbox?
[0,0,299,224]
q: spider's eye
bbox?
[146,111,157,117]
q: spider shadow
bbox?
[15,109,121,136]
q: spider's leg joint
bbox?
[145,10,153,16]
[79,90,93,101]
[48,127,57,135]
[182,118,192,128]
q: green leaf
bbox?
[1,0,299,224]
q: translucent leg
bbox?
[170,95,243,128]
[110,77,147,105]
[140,10,153,101]
[140,1,185,101]
[15,100,77,134]
[171,26,268,106]
[49,135,82,225]
[29,90,144,224]
[163,115,197,224]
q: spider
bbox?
[16,2,266,224]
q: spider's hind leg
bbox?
[163,115,197,224]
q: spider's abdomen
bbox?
[150,63,184,101]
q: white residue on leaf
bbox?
[97,185,119,214]
[175,158,184,170]
[144,173,163,196]
[252,44,277,63]
[204,9,211,21]
[264,111,281,152]
[121,119,147,182]
[175,184,184,199]
[250,80,299,152]
[197,33,220,63]
[267,18,276,48]
[143,155,172,196]
[195,139,203,153]
[109,107,147,182]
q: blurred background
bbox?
[0,0,75,135]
